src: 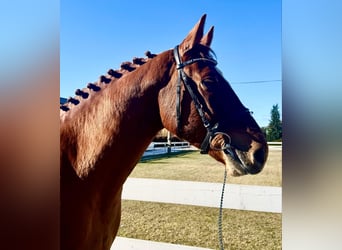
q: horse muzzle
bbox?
[209,132,267,176]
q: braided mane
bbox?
[60,50,160,177]
[60,51,157,112]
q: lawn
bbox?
[118,147,282,249]
[119,201,281,250]
[130,147,281,186]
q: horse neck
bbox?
[60,50,174,181]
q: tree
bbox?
[266,104,282,141]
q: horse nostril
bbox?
[245,147,266,175]
[253,147,265,165]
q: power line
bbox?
[230,80,281,84]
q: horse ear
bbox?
[200,26,214,47]
[179,14,207,55]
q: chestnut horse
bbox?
[60,14,268,250]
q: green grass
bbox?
[118,148,282,249]
[119,201,281,250]
[131,148,282,186]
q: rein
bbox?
[218,166,228,250]
[173,45,219,154]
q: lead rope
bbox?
[218,166,227,250]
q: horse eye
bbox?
[201,80,216,91]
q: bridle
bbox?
[173,45,233,155]
[174,45,232,250]
[174,45,255,250]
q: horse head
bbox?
[159,14,268,176]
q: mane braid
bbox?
[67,97,80,105]
[60,51,156,112]
[120,62,135,72]
[75,89,89,99]
[100,75,111,84]
[107,69,122,78]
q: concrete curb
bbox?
[111,237,212,250]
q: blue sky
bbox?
[60,0,281,127]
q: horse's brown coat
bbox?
[60,14,268,250]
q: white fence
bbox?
[143,142,193,158]
[267,141,282,145]
[151,141,190,148]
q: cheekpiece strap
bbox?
[173,45,219,154]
